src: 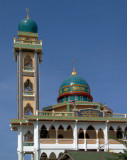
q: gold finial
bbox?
[26,8,29,19]
[72,59,77,75]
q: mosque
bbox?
[10,12,127,160]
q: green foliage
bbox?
[109,131,127,160]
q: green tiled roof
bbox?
[64,151,116,160]
[18,31,38,37]
[10,115,127,123]
[42,102,103,111]
[14,43,42,50]
[10,119,27,123]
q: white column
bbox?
[73,120,78,150]
[104,121,109,151]
[56,130,58,144]
[18,123,23,160]
[97,139,99,152]
[34,120,40,160]
[84,138,87,151]
[31,154,34,160]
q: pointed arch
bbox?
[116,126,123,139]
[98,128,104,139]
[67,125,72,130]
[24,79,33,91]
[24,103,33,115]
[78,128,84,139]
[58,125,64,139]
[49,152,56,160]
[24,55,33,67]
[58,125,64,130]
[24,131,33,142]
[49,125,56,138]
[58,152,64,158]
[40,152,47,160]
[49,125,56,130]
[65,125,73,138]
[108,126,116,138]
[40,125,49,138]
[86,125,96,139]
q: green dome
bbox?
[60,74,90,89]
[57,70,93,103]
[18,18,38,33]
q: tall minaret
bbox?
[13,10,42,119]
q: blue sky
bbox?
[0,0,127,159]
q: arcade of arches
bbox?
[40,152,63,160]
[23,125,127,160]
[39,125,127,140]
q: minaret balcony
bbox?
[14,38,42,45]
[23,141,34,146]
[14,38,42,50]
[23,91,35,96]
[23,67,34,72]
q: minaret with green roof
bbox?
[13,10,42,119]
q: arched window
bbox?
[24,55,32,67]
[24,103,33,115]
[24,79,33,91]
[78,128,84,139]
[116,127,123,139]
[86,125,96,139]
[49,125,56,138]
[80,96,83,100]
[58,125,64,139]
[58,152,64,158]
[65,125,73,138]
[98,128,104,139]
[40,152,47,160]
[108,126,116,138]
[124,127,127,139]
[49,152,56,160]
[40,125,49,138]
[24,131,33,142]
[75,96,78,100]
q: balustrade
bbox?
[14,39,42,45]
[23,91,34,96]
[23,142,34,146]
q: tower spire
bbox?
[72,59,77,75]
[26,8,29,19]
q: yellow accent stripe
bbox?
[60,84,89,91]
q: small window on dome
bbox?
[80,96,83,101]
[75,96,78,100]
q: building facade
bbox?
[10,15,127,160]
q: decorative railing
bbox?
[38,111,74,117]
[23,142,34,146]
[39,138,127,145]
[107,113,127,118]
[23,67,34,72]
[36,111,127,119]
[40,139,74,144]
[23,91,34,96]
[14,39,42,45]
